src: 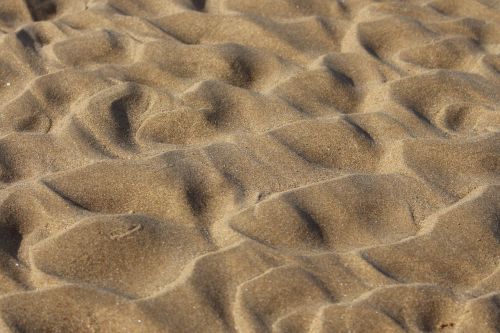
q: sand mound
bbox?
[0,0,498,332]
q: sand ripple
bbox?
[0,0,498,332]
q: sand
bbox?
[0,0,498,332]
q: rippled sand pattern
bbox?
[0,0,499,332]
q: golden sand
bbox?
[0,0,498,332]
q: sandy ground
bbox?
[0,0,498,332]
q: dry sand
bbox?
[0,0,498,332]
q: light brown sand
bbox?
[0,0,498,332]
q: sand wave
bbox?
[0,0,498,332]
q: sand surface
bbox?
[0,0,499,332]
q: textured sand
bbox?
[0,0,499,332]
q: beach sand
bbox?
[0,0,498,332]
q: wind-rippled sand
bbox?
[0,0,499,332]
